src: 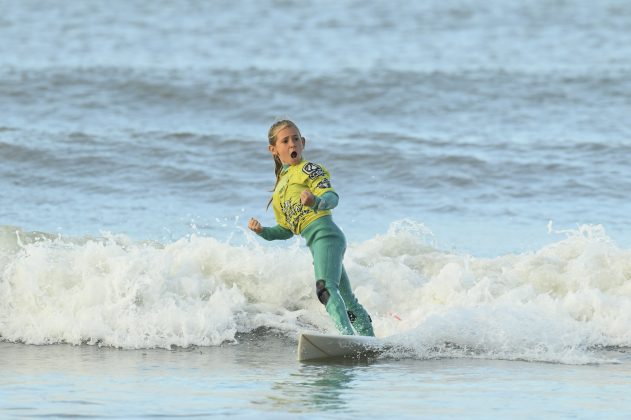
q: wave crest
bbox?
[1,222,630,363]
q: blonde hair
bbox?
[267,119,301,209]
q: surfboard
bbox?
[297,332,383,362]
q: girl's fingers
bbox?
[301,190,314,205]
[250,221,263,233]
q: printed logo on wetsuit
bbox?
[280,200,311,233]
[316,178,331,189]
[302,162,325,180]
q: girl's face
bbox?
[269,125,305,165]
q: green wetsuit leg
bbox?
[303,216,374,336]
[308,227,355,335]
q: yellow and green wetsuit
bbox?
[258,159,374,336]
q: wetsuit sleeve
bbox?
[258,224,294,241]
[312,191,339,211]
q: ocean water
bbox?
[2,0,631,417]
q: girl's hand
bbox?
[300,189,315,207]
[248,218,263,234]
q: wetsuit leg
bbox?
[310,235,355,335]
[338,266,375,337]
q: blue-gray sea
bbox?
[2,0,631,418]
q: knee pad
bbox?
[315,280,330,305]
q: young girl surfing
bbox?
[248,120,375,336]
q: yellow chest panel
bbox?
[271,160,335,234]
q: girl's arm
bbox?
[248,218,293,241]
[300,162,339,212]
[312,191,339,211]
[259,224,294,241]
[300,190,339,212]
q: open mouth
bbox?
[290,151,298,159]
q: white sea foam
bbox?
[362,222,631,364]
[1,222,630,363]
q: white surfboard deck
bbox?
[297,332,383,362]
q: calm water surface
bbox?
[2,337,631,418]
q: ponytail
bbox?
[267,154,283,209]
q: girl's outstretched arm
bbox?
[248,218,293,241]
